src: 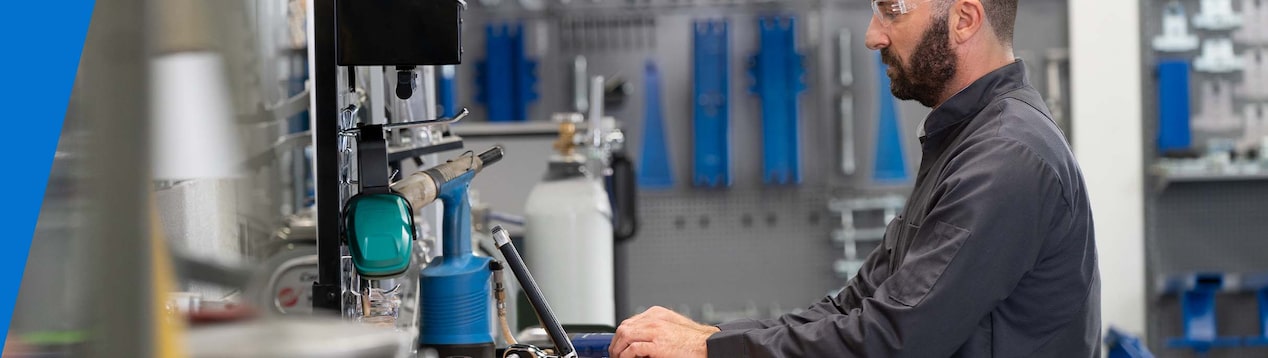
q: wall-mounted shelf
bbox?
[1150,161,1268,190]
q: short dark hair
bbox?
[984,0,1018,43]
[937,0,1019,43]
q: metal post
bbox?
[82,0,152,355]
[310,0,342,313]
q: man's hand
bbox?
[609,306,721,358]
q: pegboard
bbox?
[460,0,1073,321]
[1140,0,1268,354]
[625,187,841,322]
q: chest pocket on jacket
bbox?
[886,220,971,307]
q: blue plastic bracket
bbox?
[692,19,731,188]
[873,53,908,182]
[1157,60,1192,153]
[438,65,458,118]
[477,23,538,122]
[1167,273,1242,353]
[1107,327,1156,358]
[638,61,674,189]
[749,15,806,186]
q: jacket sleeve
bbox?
[716,236,895,331]
[706,138,1064,357]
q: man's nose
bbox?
[865,16,889,50]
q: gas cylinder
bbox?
[523,118,616,327]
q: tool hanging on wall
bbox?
[693,19,732,188]
[839,28,857,176]
[1235,49,1268,100]
[1157,60,1193,153]
[1233,0,1268,45]
[1153,1,1200,52]
[1192,80,1240,132]
[477,23,539,122]
[1194,38,1244,73]
[438,65,458,118]
[750,15,807,186]
[1166,273,1242,354]
[872,53,908,183]
[639,61,674,188]
[1193,0,1242,31]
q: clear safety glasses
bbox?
[871,0,932,27]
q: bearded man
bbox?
[609,0,1100,356]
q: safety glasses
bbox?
[871,0,931,27]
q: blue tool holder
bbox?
[873,53,909,182]
[638,61,674,189]
[1107,327,1156,358]
[477,23,538,122]
[749,15,806,186]
[1157,60,1192,153]
[438,65,458,118]
[1167,273,1241,353]
[692,19,731,188]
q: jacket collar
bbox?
[918,60,1030,149]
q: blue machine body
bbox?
[572,332,616,358]
[750,15,806,186]
[419,170,494,345]
[692,19,732,188]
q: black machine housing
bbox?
[336,0,464,66]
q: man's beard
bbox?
[881,16,957,108]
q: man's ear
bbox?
[949,0,987,44]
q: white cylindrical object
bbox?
[523,167,615,327]
[150,52,243,180]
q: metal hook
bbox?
[338,108,469,136]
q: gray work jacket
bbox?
[707,61,1100,357]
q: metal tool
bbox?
[841,95,856,176]
[840,28,857,176]
[839,28,854,87]
[574,56,589,113]
[492,226,578,358]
